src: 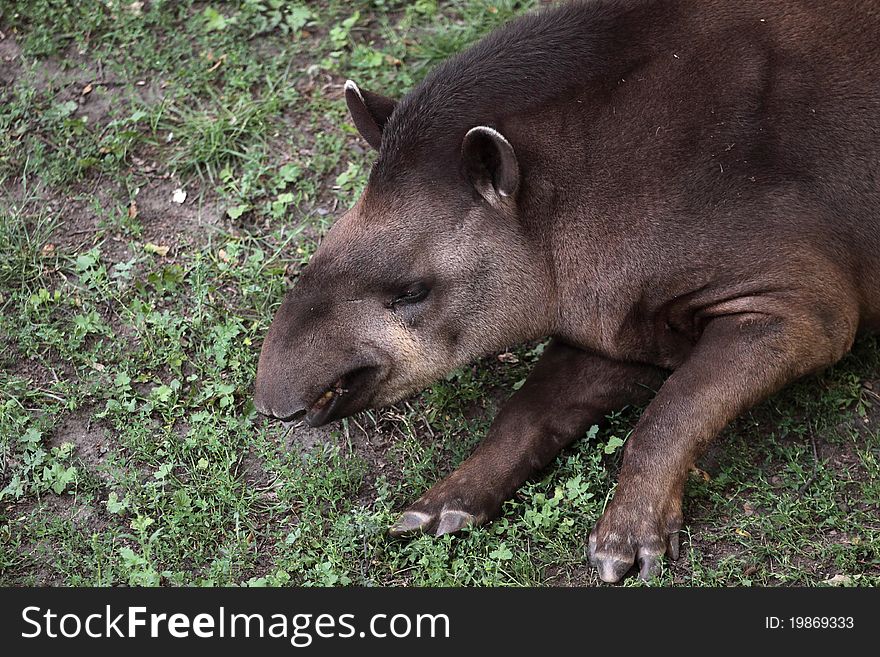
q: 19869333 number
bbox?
[766,617,854,629]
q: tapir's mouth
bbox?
[306,377,347,426]
[305,366,375,427]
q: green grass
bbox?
[1,0,878,587]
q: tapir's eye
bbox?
[390,283,430,307]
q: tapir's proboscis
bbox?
[255,0,880,583]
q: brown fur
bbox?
[256,0,880,582]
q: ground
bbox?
[0,0,877,587]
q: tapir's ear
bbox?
[344,80,396,151]
[461,126,520,207]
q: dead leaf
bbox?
[690,466,711,482]
[144,243,170,257]
[172,188,187,204]
[823,574,852,586]
[128,201,138,220]
[81,83,93,96]
[743,501,756,516]
[41,243,56,257]
[734,528,752,538]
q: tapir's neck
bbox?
[375,0,675,179]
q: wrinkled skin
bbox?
[256,0,880,583]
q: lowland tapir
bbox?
[255,0,880,582]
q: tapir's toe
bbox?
[389,473,498,539]
[596,557,634,583]
[588,531,636,583]
[637,549,665,581]
[388,511,433,537]
[388,507,478,538]
[434,509,476,536]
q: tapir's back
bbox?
[757,1,880,230]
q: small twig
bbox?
[35,389,66,404]
[349,415,368,439]
[797,472,820,497]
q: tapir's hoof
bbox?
[389,508,477,537]
[389,511,433,537]
[435,509,476,535]
[587,497,682,584]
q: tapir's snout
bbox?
[253,349,302,423]
[255,356,382,428]
[254,289,387,428]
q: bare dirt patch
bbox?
[133,177,226,244]
[49,412,110,473]
[7,173,228,266]
[0,31,22,85]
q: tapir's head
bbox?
[254,80,553,426]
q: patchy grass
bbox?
[0,0,877,587]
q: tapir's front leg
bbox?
[389,340,666,536]
[589,307,857,583]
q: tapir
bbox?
[254,0,880,582]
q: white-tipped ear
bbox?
[344,79,364,102]
[461,126,520,207]
[344,80,397,151]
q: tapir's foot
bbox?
[588,490,682,583]
[388,472,501,537]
